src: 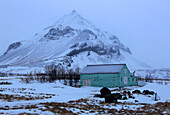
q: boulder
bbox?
[149,91,154,95]
[129,95,135,99]
[132,90,141,94]
[0,82,12,85]
[127,91,131,95]
[104,94,117,103]
[94,94,103,98]
[143,90,154,95]
[135,100,139,102]
[112,93,122,100]
[100,87,111,97]
[122,91,127,96]
[122,96,128,100]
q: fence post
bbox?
[155,93,157,101]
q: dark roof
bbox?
[81,64,126,74]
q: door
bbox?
[124,76,127,85]
[82,79,91,86]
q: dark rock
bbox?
[105,94,117,103]
[62,26,74,35]
[67,45,108,56]
[125,47,132,55]
[100,87,111,97]
[122,91,127,96]
[42,26,74,41]
[132,90,141,94]
[70,43,79,49]
[135,100,139,102]
[119,44,132,55]
[129,95,135,99]
[94,94,103,98]
[143,90,154,95]
[109,36,118,40]
[111,93,122,100]
[0,82,12,85]
[79,42,87,48]
[127,91,131,96]
[4,42,22,55]
[122,96,128,100]
[0,72,7,77]
[82,29,95,36]
[67,41,121,57]
[81,29,97,40]
[149,91,154,95]
[87,51,90,56]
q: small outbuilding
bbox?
[80,64,138,88]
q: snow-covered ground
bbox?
[135,68,170,79]
[0,76,170,114]
[0,66,45,75]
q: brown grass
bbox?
[0,92,54,102]
[0,97,169,114]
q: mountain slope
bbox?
[0,10,151,69]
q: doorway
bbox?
[82,79,91,86]
[124,76,127,85]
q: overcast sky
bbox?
[0,0,170,68]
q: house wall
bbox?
[80,73,120,88]
[119,65,138,86]
[80,65,138,88]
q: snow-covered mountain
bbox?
[0,10,151,69]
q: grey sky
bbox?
[0,0,170,68]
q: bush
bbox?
[21,64,81,84]
[20,75,50,83]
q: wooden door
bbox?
[82,79,91,86]
[124,76,127,85]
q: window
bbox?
[124,68,127,74]
[121,77,122,81]
[128,77,130,81]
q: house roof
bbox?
[81,64,126,74]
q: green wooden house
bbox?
[80,64,138,88]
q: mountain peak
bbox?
[68,10,82,19]
[71,10,78,15]
[55,10,95,30]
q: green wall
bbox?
[80,65,138,88]
[119,65,138,87]
[80,73,120,87]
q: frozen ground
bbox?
[0,76,170,114]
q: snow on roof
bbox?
[81,64,126,74]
